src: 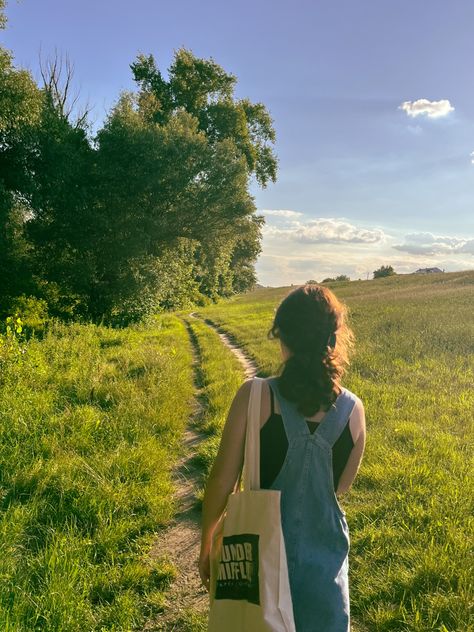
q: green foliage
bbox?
[130,48,277,188]
[2,294,49,335]
[1,42,274,324]
[0,48,43,136]
[373,264,396,278]
[0,47,44,301]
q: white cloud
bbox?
[459,240,474,254]
[470,151,474,165]
[393,232,474,256]
[261,209,304,218]
[398,99,454,119]
[263,217,386,245]
[255,230,473,285]
[255,214,473,285]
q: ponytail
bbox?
[267,284,354,417]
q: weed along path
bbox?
[144,313,258,630]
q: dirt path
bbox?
[144,314,258,630]
[189,312,259,379]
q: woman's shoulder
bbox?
[340,385,363,405]
[340,387,366,443]
[234,377,274,410]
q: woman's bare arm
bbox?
[198,379,252,588]
[336,397,366,495]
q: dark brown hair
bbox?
[267,283,355,417]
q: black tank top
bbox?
[260,382,354,490]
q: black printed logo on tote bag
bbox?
[214,533,260,605]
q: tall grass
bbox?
[194,271,474,632]
[0,314,194,631]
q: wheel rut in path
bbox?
[188,312,259,379]
[144,313,259,630]
[144,318,208,631]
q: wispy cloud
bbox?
[398,99,454,119]
[393,232,474,255]
[263,216,386,245]
[470,151,474,165]
[261,209,304,218]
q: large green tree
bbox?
[2,42,275,323]
[26,49,274,322]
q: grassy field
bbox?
[193,271,474,632]
[0,314,195,631]
[1,271,472,631]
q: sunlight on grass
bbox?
[1,272,472,631]
[0,314,194,631]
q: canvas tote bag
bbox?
[208,377,296,631]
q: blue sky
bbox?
[3,0,474,285]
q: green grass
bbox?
[1,272,472,631]
[162,608,208,632]
[193,271,474,632]
[0,314,194,631]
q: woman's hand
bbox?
[198,549,210,592]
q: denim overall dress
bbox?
[266,377,357,632]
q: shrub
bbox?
[373,265,396,278]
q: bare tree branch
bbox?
[38,45,94,130]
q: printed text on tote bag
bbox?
[214,534,260,605]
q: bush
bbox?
[373,265,396,279]
[6,295,49,337]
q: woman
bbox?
[199,283,366,631]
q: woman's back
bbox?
[259,376,360,632]
[260,379,355,491]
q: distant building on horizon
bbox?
[414,267,444,274]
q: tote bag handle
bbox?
[242,376,264,492]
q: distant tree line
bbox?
[307,266,397,284]
[0,4,276,325]
[321,275,350,283]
